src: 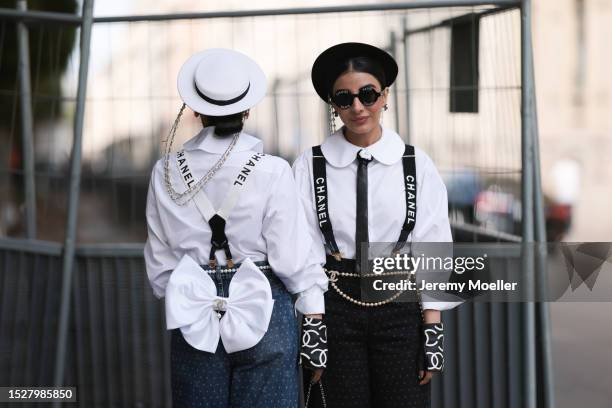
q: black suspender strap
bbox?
[311,146,342,260]
[208,214,233,267]
[311,144,416,260]
[206,151,266,267]
[393,144,417,254]
[176,148,266,268]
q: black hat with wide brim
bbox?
[311,42,398,103]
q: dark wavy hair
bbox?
[327,56,387,95]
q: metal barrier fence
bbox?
[0,239,171,407]
[0,2,526,244]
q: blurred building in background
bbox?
[533,0,612,241]
[0,2,607,243]
[3,0,607,245]
[3,0,530,243]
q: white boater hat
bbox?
[177,48,267,116]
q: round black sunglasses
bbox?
[330,85,384,109]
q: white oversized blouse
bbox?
[292,126,461,311]
[144,127,328,314]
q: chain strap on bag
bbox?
[304,381,327,408]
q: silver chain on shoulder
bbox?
[162,104,240,206]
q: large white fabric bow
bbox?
[165,254,274,353]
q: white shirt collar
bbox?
[320,126,405,167]
[183,126,263,153]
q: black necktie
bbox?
[355,150,372,274]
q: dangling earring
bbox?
[328,102,337,134]
[380,103,388,124]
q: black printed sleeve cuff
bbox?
[300,317,328,369]
[423,322,444,372]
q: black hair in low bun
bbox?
[202,111,247,137]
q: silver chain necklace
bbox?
[162,104,240,206]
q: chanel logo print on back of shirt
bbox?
[234,152,265,186]
[176,150,195,188]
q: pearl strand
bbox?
[325,269,422,308]
[206,264,271,274]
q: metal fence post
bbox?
[16,0,36,239]
[389,31,401,133]
[402,16,411,143]
[271,78,281,156]
[53,0,95,395]
[531,49,555,408]
[520,0,537,407]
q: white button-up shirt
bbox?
[292,126,461,311]
[144,127,328,314]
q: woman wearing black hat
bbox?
[293,42,461,407]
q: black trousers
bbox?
[304,276,430,408]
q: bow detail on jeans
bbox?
[165,254,274,353]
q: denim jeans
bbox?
[171,264,299,408]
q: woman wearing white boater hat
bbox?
[144,48,328,407]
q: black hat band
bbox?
[195,82,251,106]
